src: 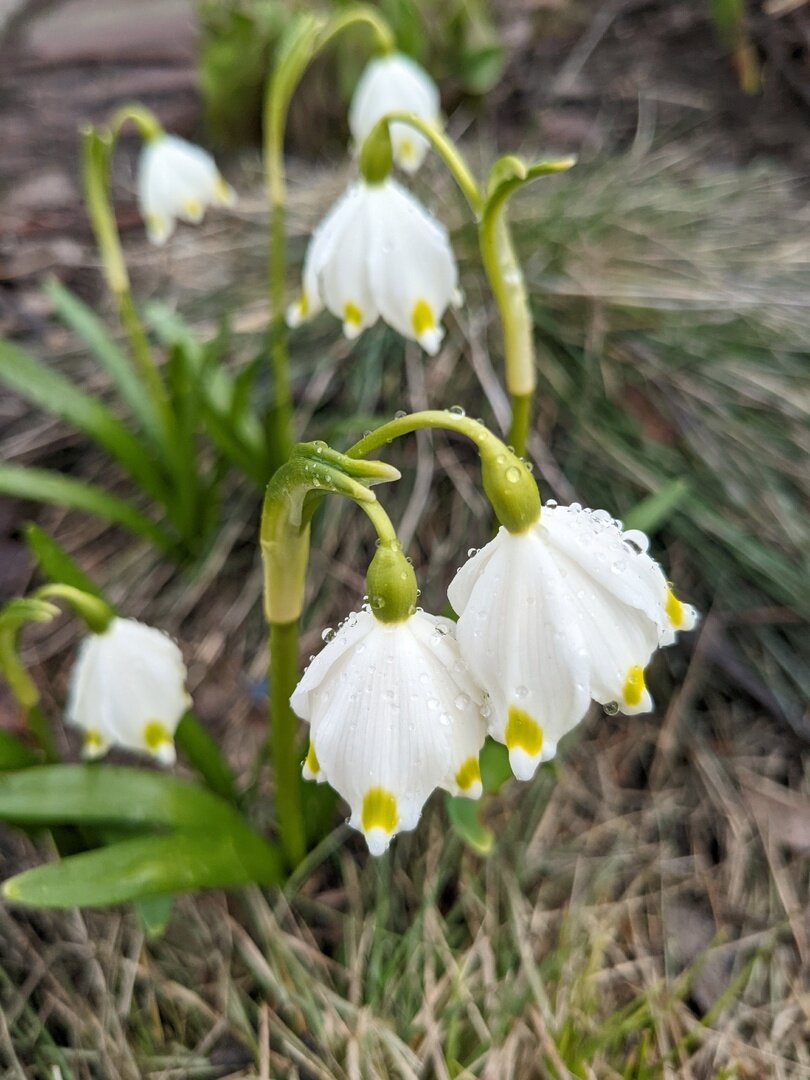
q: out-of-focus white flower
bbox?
[137,134,236,245]
[349,52,440,174]
[286,178,458,355]
[291,607,485,855]
[66,617,190,764]
[448,503,698,781]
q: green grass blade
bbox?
[0,764,242,831]
[23,523,107,600]
[0,339,169,503]
[0,465,173,553]
[44,278,162,444]
[3,827,282,908]
[0,732,41,770]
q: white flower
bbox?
[287,178,458,355]
[291,608,486,855]
[448,504,698,781]
[349,52,440,174]
[66,617,190,764]
[137,134,236,246]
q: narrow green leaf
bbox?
[3,827,281,908]
[23,523,106,600]
[480,738,512,794]
[0,465,173,553]
[0,340,169,503]
[175,713,237,803]
[623,478,690,533]
[0,764,241,831]
[446,794,493,856]
[0,732,40,771]
[44,278,161,442]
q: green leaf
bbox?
[0,732,40,771]
[44,278,161,442]
[0,465,173,553]
[175,713,237,803]
[0,340,169,504]
[134,893,174,938]
[0,764,243,831]
[23,523,107,600]
[446,794,493,856]
[480,737,512,794]
[623,478,690,534]
[3,827,281,908]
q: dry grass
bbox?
[1,140,809,1077]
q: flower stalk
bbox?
[260,442,400,866]
[81,116,171,442]
[262,7,396,473]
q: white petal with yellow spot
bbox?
[66,617,190,764]
[137,134,236,246]
[290,608,486,856]
[448,505,698,780]
[286,178,458,355]
[349,52,441,174]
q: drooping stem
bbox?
[361,113,482,214]
[347,410,541,534]
[262,7,396,473]
[81,120,171,443]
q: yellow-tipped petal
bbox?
[455,756,482,795]
[622,665,646,708]
[505,706,544,757]
[361,787,399,835]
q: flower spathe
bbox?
[66,617,190,764]
[286,178,459,355]
[349,52,440,174]
[290,607,486,855]
[137,133,236,245]
[448,504,698,781]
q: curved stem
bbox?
[81,124,171,439]
[262,6,395,473]
[347,409,492,459]
[362,113,482,215]
[359,499,398,545]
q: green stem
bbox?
[26,704,58,764]
[269,620,306,867]
[479,206,535,455]
[263,6,395,474]
[81,125,172,439]
[361,113,482,214]
[347,409,493,458]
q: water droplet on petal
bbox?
[447,405,466,417]
[604,701,620,716]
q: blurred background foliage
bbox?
[197,0,505,148]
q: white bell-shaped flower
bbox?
[66,617,190,764]
[137,133,236,246]
[349,52,441,173]
[291,607,486,856]
[286,178,458,355]
[448,504,698,781]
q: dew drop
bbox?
[395,409,407,419]
[447,405,466,416]
[546,499,558,509]
[515,685,528,699]
[454,693,471,710]
[604,701,620,716]
[506,466,521,484]
[321,627,334,642]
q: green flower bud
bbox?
[366,541,418,624]
[359,121,394,185]
[480,441,541,534]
